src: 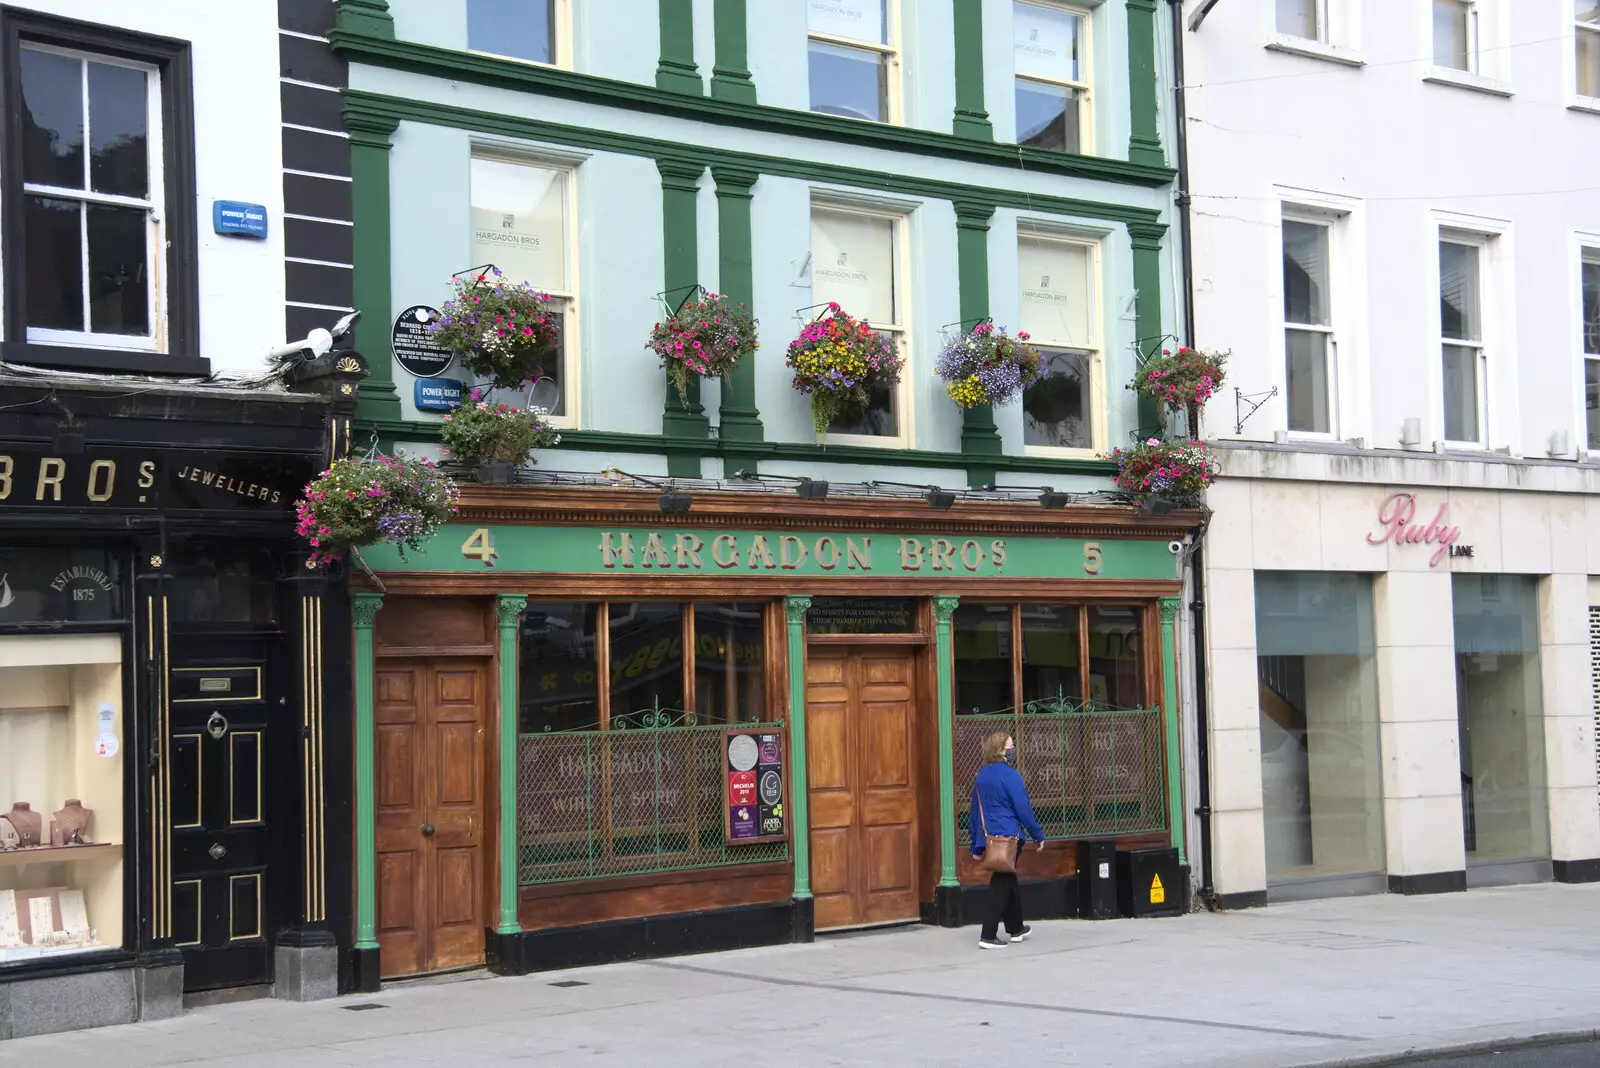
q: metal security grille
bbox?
[516,720,788,885]
[1591,606,1600,811]
[954,705,1168,845]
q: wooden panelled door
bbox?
[805,648,921,930]
[373,659,488,977]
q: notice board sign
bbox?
[725,728,786,845]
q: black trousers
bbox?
[982,871,1024,940]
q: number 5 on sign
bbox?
[1082,542,1103,575]
[461,528,497,567]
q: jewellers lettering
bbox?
[598,532,1010,574]
[0,447,307,511]
[174,466,283,504]
[1366,492,1464,567]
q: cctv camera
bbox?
[1167,540,1184,555]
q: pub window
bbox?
[467,0,570,68]
[4,10,199,372]
[952,602,1148,714]
[518,602,601,734]
[693,603,765,726]
[809,202,910,445]
[1020,229,1102,454]
[468,153,576,422]
[953,603,1012,714]
[608,602,686,726]
[807,0,899,124]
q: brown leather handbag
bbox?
[974,788,1018,874]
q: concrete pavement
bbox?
[3,882,1599,1067]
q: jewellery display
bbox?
[5,803,41,848]
[52,800,93,845]
[0,816,18,851]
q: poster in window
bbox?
[1019,236,1092,345]
[808,0,884,43]
[469,158,567,292]
[725,728,787,843]
[1014,4,1083,83]
[811,210,896,325]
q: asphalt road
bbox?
[1394,1040,1600,1067]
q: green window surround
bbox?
[495,595,526,934]
[933,595,960,887]
[1158,596,1185,864]
[784,597,812,899]
[710,0,757,103]
[1125,0,1167,168]
[656,0,703,94]
[712,164,765,473]
[951,0,994,141]
[656,158,711,477]
[1129,221,1166,436]
[348,111,402,423]
[351,593,385,951]
[954,200,1001,489]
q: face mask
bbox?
[1004,747,1017,765]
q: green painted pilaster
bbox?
[933,595,960,886]
[334,0,395,39]
[713,164,764,473]
[351,592,385,950]
[656,0,703,93]
[784,596,812,898]
[954,200,1001,488]
[1158,597,1186,865]
[1125,0,1166,167]
[347,111,402,422]
[951,0,993,140]
[495,595,526,934]
[657,158,711,477]
[1129,222,1167,436]
[710,0,757,103]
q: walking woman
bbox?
[969,730,1046,949]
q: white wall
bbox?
[1184,0,1600,459]
[0,0,288,373]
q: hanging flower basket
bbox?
[785,303,904,438]
[1129,347,1229,431]
[1108,438,1218,508]
[429,268,561,390]
[293,454,459,568]
[935,322,1043,408]
[439,389,561,481]
[647,291,759,406]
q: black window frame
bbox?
[0,6,202,375]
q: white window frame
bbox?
[1274,0,1328,42]
[1575,2,1600,108]
[20,42,164,353]
[1017,225,1104,459]
[1421,0,1513,96]
[1264,0,1365,67]
[806,0,902,125]
[465,0,572,70]
[1011,0,1095,156]
[808,198,913,449]
[1280,209,1340,441]
[1434,225,1498,450]
[1578,239,1600,457]
[468,148,582,429]
[1432,0,1479,74]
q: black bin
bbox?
[1076,839,1118,920]
[1115,848,1185,918]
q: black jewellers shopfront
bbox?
[0,379,354,1038]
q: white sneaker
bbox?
[978,937,1007,949]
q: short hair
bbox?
[980,730,1010,764]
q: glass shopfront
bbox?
[1452,575,1549,862]
[0,547,128,967]
[1255,572,1385,884]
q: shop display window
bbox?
[1452,574,1548,861]
[0,634,125,965]
[952,603,1012,714]
[693,603,765,726]
[1254,572,1385,884]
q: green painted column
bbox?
[333,0,395,38]
[710,0,757,103]
[713,165,764,473]
[954,200,1001,488]
[1125,0,1166,167]
[351,593,385,950]
[495,595,526,934]
[657,158,710,477]
[933,595,960,887]
[784,596,812,898]
[951,0,993,140]
[1158,596,1186,865]
[1129,222,1167,437]
[346,110,402,422]
[656,0,703,93]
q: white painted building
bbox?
[1180,0,1600,904]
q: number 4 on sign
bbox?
[461,527,497,567]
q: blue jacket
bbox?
[969,761,1045,855]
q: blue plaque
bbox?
[212,201,268,239]
[414,378,465,412]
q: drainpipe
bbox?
[1169,0,1216,910]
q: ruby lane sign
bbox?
[1365,492,1463,567]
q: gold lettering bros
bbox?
[598,532,1009,573]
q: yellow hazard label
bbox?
[1150,873,1165,904]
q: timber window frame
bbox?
[1012,0,1094,156]
[1578,1,1600,102]
[465,0,573,71]
[1017,225,1104,458]
[0,7,200,374]
[1437,230,1492,449]
[1281,211,1339,439]
[1581,244,1600,452]
[806,0,902,126]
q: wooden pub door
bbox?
[373,659,488,977]
[805,648,922,931]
